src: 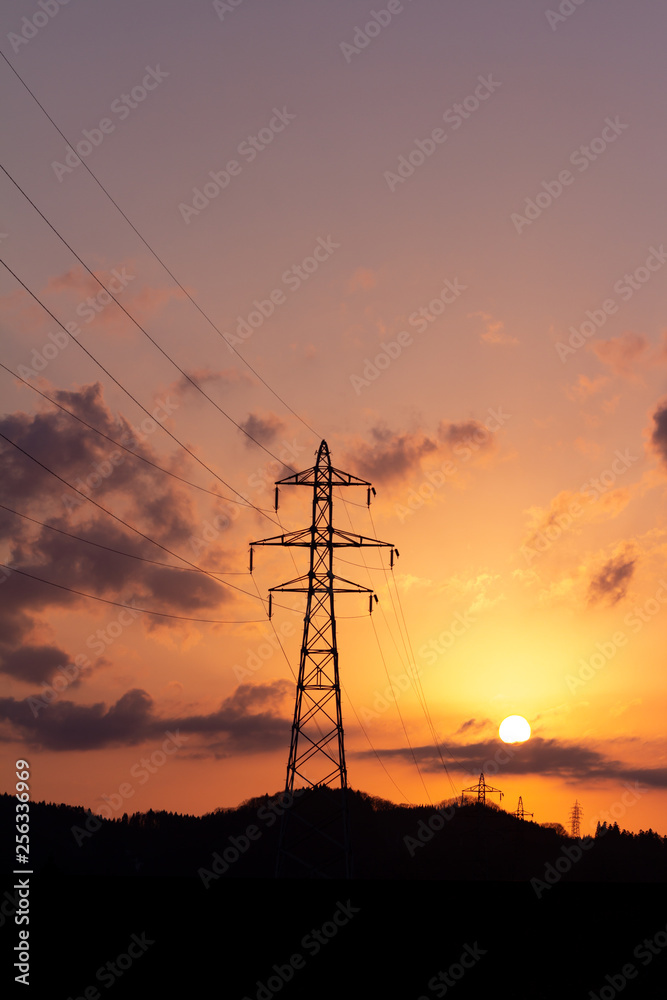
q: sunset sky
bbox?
[2,0,667,841]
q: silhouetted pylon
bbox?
[514,796,533,820]
[460,771,503,807]
[250,440,394,878]
[570,799,583,838]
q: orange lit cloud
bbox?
[590,331,650,375]
[469,311,519,347]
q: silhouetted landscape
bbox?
[5,787,665,881]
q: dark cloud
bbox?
[650,401,667,467]
[0,644,74,685]
[454,718,491,736]
[0,681,291,753]
[0,382,236,685]
[349,428,437,485]
[437,419,493,452]
[239,412,285,447]
[588,551,636,606]
[353,736,667,789]
[349,419,497,485]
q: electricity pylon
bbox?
[514,796,533,820]
[570,799,583,838]
[250,440,395,878]
[460,771,504,807]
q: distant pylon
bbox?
[570,799,583,838]
[250,440,395,878]
[460,771,503,807]
[514,796,533,820]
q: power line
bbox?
[0,428,281,608]
[0,503,250,575]
[341,680,414,805]
[0,362,272,509]
[0,259,282,527]
[334,487,436,804]
[0,563,265,624]
[367,505,474,791]
[0,161,300,472]
[0,49,321,443]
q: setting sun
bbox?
[499,716,532,744]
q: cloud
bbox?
[0,382,236,684]
[239,412,285,448]
[521,485,633,555]
[0,681,291,753]
[0,645,75,686]
[169,367,252,397]
[590,331,650,375]
[649,400,667,468]
[565,374,609,401]
[353,735,667,788]
[348,419,498,486]
[469,312,518,347]
[587,548,636,606]
[454,718,492,736]
[347,268,377,293]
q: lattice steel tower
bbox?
[570,799,583,838]
[514,796,533,820]
[460,771,504,807]
[250,440,394,878]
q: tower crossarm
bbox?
[329,528,393,548]
[268,575,373,595]
[250,527,393,549]
[276,465,371,488]
[250,528,312,547]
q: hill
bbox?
[3,786,666,881]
